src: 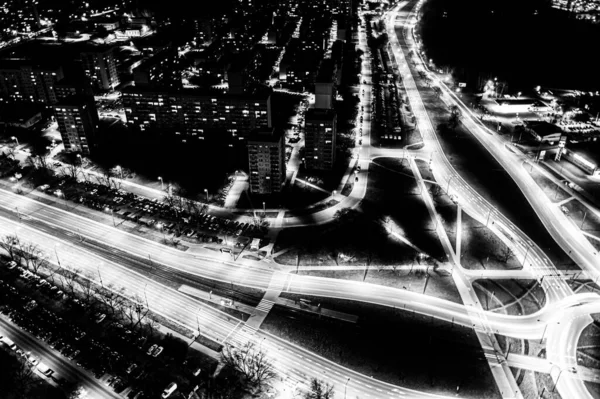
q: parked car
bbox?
[162,382,177,398]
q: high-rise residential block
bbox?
[304,108,336,170]
[247,128,286,194]
[53,96,99,155]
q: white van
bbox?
[0,336,17,350]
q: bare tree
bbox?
[5,147,16,160]
[65,164,81,180]
[59,266,82,297]
[95,284,126,317]
[429,184,443,198]
[448,105,461,129]
[498,246,515,264]
[12,359,35,399]
[304,378,335,399]
[79,276,98,307]
[0,234,21,262]
[124,296,151,331]
[20,243,48,274]
[221,342,277,391]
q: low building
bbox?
[0,104,42,128]
[562,143,600,176]
[524,121,563,143]
[247,128,286,194]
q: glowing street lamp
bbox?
[10,136,19,146]
[158,176,164,190]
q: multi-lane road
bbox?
[1,1,599,399]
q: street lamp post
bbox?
[204,188,209,203]
[522,245,530,266]
[262,201,266,216]
[158,176,164,191]
[10,136,19,146]
[485,208,493,227]
[552,369,565,393]
[15,207,21,221]
[446,175,455,194]
[344,377,350,399]
[54,244,61,267]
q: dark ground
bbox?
[263,295,501,398]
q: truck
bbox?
[0,336,17,350]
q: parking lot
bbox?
[0,258,215,399]
[39,177,268,250]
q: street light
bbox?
[551,364,576,393]
[446,175,455,194]
[344,377,351,399]
[262,201,266,215]
[204,188,209,203]
[106,207,115,227]
[158,176,164,191]
[54,243,61,267]
[10,136,19,146]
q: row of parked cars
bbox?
[1,260,179,398]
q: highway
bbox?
[385,0,600,398]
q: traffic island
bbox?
[576,313,600,398]
[296,267,462,304]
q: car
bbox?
[27,354,40,366]
[126,363,137,374]
[147,343,158,356]
[560,206,569,214]
[39,184,50,191]
[36,279,49,288]
[95,313,106,324]
[152,346,164,357]
[162,382,177,398]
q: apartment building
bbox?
[53,96,98,155]
[247,128,286,194]
[0,59,63,104]
[80,45,120,91]
[305,108,336,170]
[122,87,271,142]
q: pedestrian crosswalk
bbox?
[256,298,276,313]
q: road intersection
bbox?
[0,1,599,398]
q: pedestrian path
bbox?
[245,271,289,330]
